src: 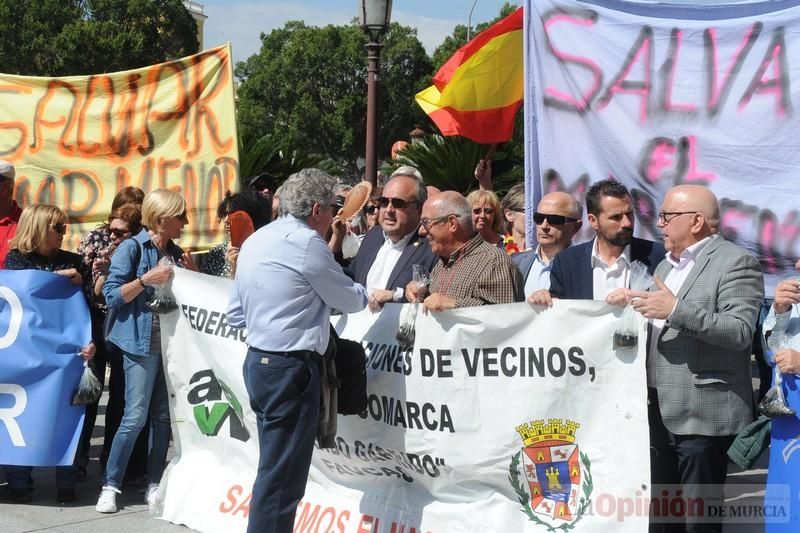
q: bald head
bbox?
[537,191,582,219]
[667,185,720,233]
[428,191,472,227]
[659,185,719,255]
[421,191,475,257]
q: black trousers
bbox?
[243,348,321,533]
[648,388,734,533]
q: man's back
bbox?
[228,215,367,353]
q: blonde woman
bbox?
[2,203,95,504]
[467,189,504,247]
[96,189,196,514]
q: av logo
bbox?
[187,369,250,442]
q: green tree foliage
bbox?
[431,1,520,71]
[387,130,522,197]
[238,133,345,189]
[0,0,198,76]
[235,21,433,177]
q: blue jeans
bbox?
[243,349,321,533]
[103,351,171,489]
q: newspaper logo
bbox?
[509,418,592,531]
[187,369,250,442]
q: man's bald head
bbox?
[659,185,719,255]
[537,191,582,219]
[667,185,720,233]
[421,191,475,257]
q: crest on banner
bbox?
[509,418,593,531]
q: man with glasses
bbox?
[405,191,523,311]
[512,191,582,296]
[628,185,763,533]
[337,167,437,311]
[529,179,664,305]
[0,160,21,268]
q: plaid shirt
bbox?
[429,234,524,307]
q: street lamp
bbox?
[467,0,479,40]
[359,0,392,187]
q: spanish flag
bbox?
[416,7,523,144]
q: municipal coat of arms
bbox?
[508,418,593,532]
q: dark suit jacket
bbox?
[549,237,666,299]
[345,226,438,302]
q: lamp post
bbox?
[467,0,479,40]
[360,0,392,187]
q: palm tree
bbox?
[387,133,522,196]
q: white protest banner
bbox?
[523,0,800,291]
[159,269,649,532]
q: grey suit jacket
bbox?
[651,235,764,436]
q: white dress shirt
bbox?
[591,239,631,300]
[365,230,415,301]
[647,235,715,386]
[226,215,368,354]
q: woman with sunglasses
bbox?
[2,204,95,504]
[466,189,504,247]
[76,201,146,483]
[96,189,196,514]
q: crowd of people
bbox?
[0,156,792,533]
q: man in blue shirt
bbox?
[227,168,368,533]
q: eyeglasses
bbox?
[533,212,579,226]
[377,197,417,209]
[365,205,377,214]
[109,228,131,238]
[52,223,67,235]
[420,214,455,231]
[472,207,495,215]
[658,211,698,225]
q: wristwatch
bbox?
[138,277,147,289]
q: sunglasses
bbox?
[533,212,579,226]
[109,228,131,238]
[52,223,67,235]
[365,205,377,214]
[377,197,417,209]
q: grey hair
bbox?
[434,193,473,232]
[390,165,423,181]
[279,168,337,219]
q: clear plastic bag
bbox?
[72,360,102,405]
[145,256,178,313]
[396,265,431,350]
[759,331,796,418]
[614,261,654,349]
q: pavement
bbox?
[0,367,775,533]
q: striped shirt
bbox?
[429,234,524,307]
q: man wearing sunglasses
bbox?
[0,160,22,269]
[512,191,582,296]
[529,179,664,305]
[405,191,523,311]
[337,168,437,312]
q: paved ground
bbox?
[0,369,775,532]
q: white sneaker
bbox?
[146,483,162,516]
[95,486,120,513]
[145,483,158,506]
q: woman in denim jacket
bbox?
[95,189,196,514]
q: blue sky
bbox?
[199,1,519,65]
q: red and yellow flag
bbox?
[416,7,523,144]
